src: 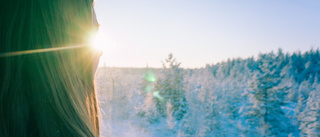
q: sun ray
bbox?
[0,45,85,57]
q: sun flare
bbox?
[92,30,109,53]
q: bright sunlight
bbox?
[92,29,109,53]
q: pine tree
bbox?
[298,83,320,136]
[155,54,187,120]
[166,100,177,130]
[295,79,313,118]
[201,95,222,136]
[243,53,291,136]
[178,90,201,137]
[136,67,160,126]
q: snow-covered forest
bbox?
[95,49,320,137]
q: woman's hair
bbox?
[0,0,100,136]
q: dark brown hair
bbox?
[0,0,100,136]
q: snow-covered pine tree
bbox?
[201,94,222,136]
[178,90,201,137]
[244,52,291,136]
[185,68,222,137]
[155,54,187,120]
[137,67,159,124]
[295,79,313,118]
[166,100,177,130]
[298,82,320,136]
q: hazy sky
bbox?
[94,0,320,68]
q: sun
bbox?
[92,29,109,53]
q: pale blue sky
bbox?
[94,0,320,68]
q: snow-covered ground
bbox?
[100,120,150,137]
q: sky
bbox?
[93,0,320,68]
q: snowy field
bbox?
[95,50,320,137]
